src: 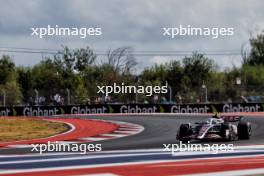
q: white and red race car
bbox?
[176,115,251,142]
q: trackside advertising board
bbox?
[0,103,263,116]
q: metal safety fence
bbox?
[0,85,264,106]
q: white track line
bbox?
[1,155,264,175]
[0,152,169,165]
[7,145,31,148]
[78,137,109,141]
[183,168,264,176]
[100,134,127,137]
[113,130,137,134]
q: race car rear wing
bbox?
[221,115,243,122]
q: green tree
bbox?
[74,47,96,72]
[17,67,33,103]
[241,64,264,94]
[0,55,16,85]
[0,81,23,105]
[243,32,264,65]
[183,52,215,88]
[54,46,97,73]
[106,47,137,74]
[0,55,23,105]
[72,75,89,104]
[31,59,62,91]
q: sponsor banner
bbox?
[0,103,264,116]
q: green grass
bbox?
[0,118,69,142]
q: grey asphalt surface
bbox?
[92,114,264,150]
[1,114,264,154]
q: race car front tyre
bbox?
[177,124,191,143]
[238,121,251,140]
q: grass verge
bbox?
[0,117,69,142]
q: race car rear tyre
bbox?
[238,121,251,140]
[178,124,191,143]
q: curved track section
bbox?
[0,118,144,149]
[1,114,264,175]
[90,114,264,150]
[1,114,264,153]
[0,118,118,148]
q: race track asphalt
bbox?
[1,114,264,154]
[91,114,264,150]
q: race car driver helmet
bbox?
[212,112,220,118]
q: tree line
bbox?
[1,32,264,105]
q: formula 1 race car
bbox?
[176,115,251,142]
